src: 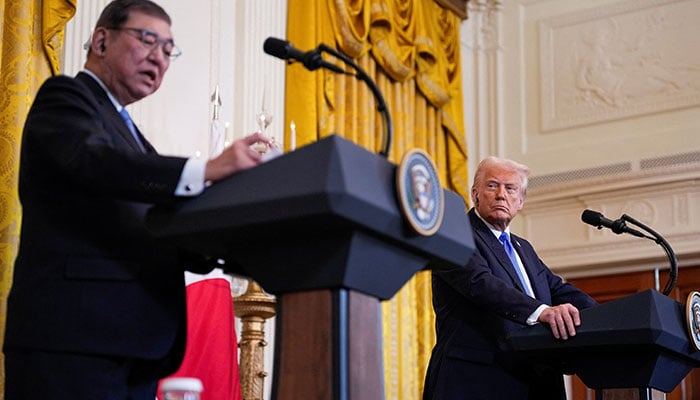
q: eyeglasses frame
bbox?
[108,27,182,60]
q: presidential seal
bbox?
[686,291,700,351]
[396,149,444,236]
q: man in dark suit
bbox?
[423,156,597,400]
[3,1,272,399]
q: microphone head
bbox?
[581,209,604,227]
[263,37,290,59]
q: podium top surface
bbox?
[509,289,700,363]
[508,290,700,391]
[146,135,475,297]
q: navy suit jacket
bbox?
[423,208,597,400]
[5,72,209,379]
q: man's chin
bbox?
[130,85,159,102]
[485,213,511,229]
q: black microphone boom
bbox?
[263,37,393,158]
[581,209,645,238]
[581,209,678,295]
[263,38,347,75]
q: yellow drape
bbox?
[286,0,467,398]
[0,0,76,393]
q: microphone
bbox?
[263,37,393,158]
[263,37,346,74]
[581,209,679,296]
[581,209,646,238]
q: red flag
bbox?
[158,270,241,400]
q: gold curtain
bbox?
[286,0,467,398]
[0,0,76,393]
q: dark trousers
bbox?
[4,349,159,400]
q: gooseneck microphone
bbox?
[581,209,678,295]
[581,209,646,238]
[263,38,346,74]
[263,37,393,158]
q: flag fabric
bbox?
[158,269,242,400]
[209,118,225,158]
[209,85,225,158]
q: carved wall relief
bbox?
[539,0,700,131]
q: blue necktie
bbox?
[499,232,534,297]
[119,108,147,152]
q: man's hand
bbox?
[537,303,581,340]
[205,132,273,182]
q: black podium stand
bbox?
[508,289,700,399]
[147,135,475,399]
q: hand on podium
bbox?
[537,303,582,340]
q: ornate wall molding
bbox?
[539,0,700,131]
[520,160,700,279]
[461,0,504,176]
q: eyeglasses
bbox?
[109,27,182,60]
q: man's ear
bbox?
[91,28,108,55]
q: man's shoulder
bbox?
[467,209,490,238]
[35,73,105,107]
[37,73,88,94]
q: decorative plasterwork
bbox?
[460,0,503,176]
[519,162,700,279]
[464,0,501,51]
[539,0,700,131]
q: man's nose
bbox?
[494,184,507,198]
[147,45,169,65]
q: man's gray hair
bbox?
[472,156,530,194]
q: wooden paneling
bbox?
[273,290,384,400]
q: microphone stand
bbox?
[620,214,678,296]
[316,44,393,158]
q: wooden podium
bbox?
[146,135,476,399]
[508,289,700,400]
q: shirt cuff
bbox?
[527,304,549,325]
[175,157,207,196]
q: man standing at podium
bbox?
[3,1,272,399]
[423,156,597,400]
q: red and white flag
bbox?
[158,269,241,400]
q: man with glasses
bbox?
[3,1,272,398]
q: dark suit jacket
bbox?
[423,208,597,400]
[4,72,207,379]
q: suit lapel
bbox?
[76,72,156,154]
[131,124,157,153]
[469,210,529,294]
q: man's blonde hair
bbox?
[472,156,530,195]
